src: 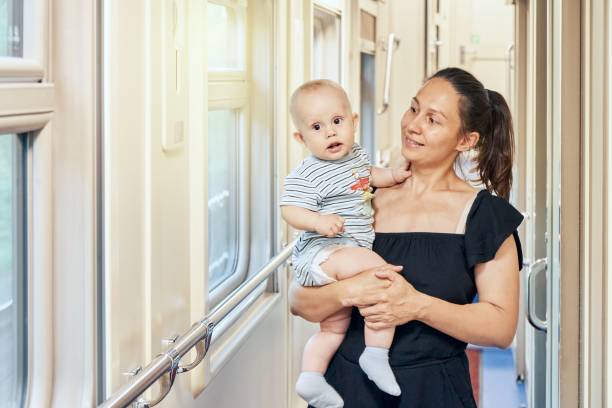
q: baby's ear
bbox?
[293,131,305,144]
[352,113,359,128]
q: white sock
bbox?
[296,371,344,408]
[358,347,401,396]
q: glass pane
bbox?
[312,8,341,81]
[360,52,375,161]
[207,3,243,70]
[0,134,26,407]
[207,110,239,291]
[0,0,23,57]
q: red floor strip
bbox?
[466,348,481,405]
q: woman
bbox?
[289,67,524,408]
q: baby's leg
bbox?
[302,308,351,372]
[296,308,351,408]
[320,246,397,348]
[319,246,386,281]
[320,247,401,396]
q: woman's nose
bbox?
[405,118,421,135]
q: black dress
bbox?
[311,190,524,408]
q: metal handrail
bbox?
[99,240,296,408]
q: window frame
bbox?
[0,0,54,406]
[206,2,252,308]
[312,4,343,82]
[206,100,251,307]
[0,0,49,75]
[0,133,28,408]
[13,134,26,408]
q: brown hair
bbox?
[430,67,514,200]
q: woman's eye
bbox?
[410,106,417,113]
[428,117,437,125]
[313,124,321,131]
[333,118,343,125]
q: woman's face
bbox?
[400,77,465,167]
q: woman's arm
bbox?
[352,236,519,348]
[289,281,346,322]
[289,264,403,322]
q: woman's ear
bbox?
[456,131,479,152]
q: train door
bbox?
[523,2,549,407]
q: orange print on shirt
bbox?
[350,176,370,192]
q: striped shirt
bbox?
[280,143,375,285]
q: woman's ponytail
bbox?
[430,68,515,200]
[476,89,514,200]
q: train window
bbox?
[0,134,26,407]
[313,6,341,82]
[207,109,240,291]
[206,0,250,305]
[207,1,245,71]
[0,0,23,57]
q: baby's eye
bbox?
[428,116,438,125]
[312,123,321,131]
[409,106,417,113]
[333,117,343,125]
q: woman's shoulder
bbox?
[468,189,521,218]
[465,189,524,269]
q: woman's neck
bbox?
[403,163,461,195]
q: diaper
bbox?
[292,237,360,286]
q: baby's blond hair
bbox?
[289,79,352,127]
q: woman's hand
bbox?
[289,264,402,322]
[345,269,428,330]
[340,264,403,306]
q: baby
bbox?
[281,79,410,408]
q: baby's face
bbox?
[293,87,358,161]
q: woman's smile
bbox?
[403,136,425,148]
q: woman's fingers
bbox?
[341,264,403,306]
[359,304,383,317]
[365,321,392,330]
[375,270,399,281]
[364,315,384,323]
[381,264,403,273]
[344,293,386,307]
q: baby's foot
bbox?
[296,371,344,408]
[359,347,401,396]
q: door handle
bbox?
[526,258,547,332]
[378,33,400,114]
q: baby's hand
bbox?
[391,166,412,184]
[315,214,345,237]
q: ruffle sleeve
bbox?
[464,191,524,270]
